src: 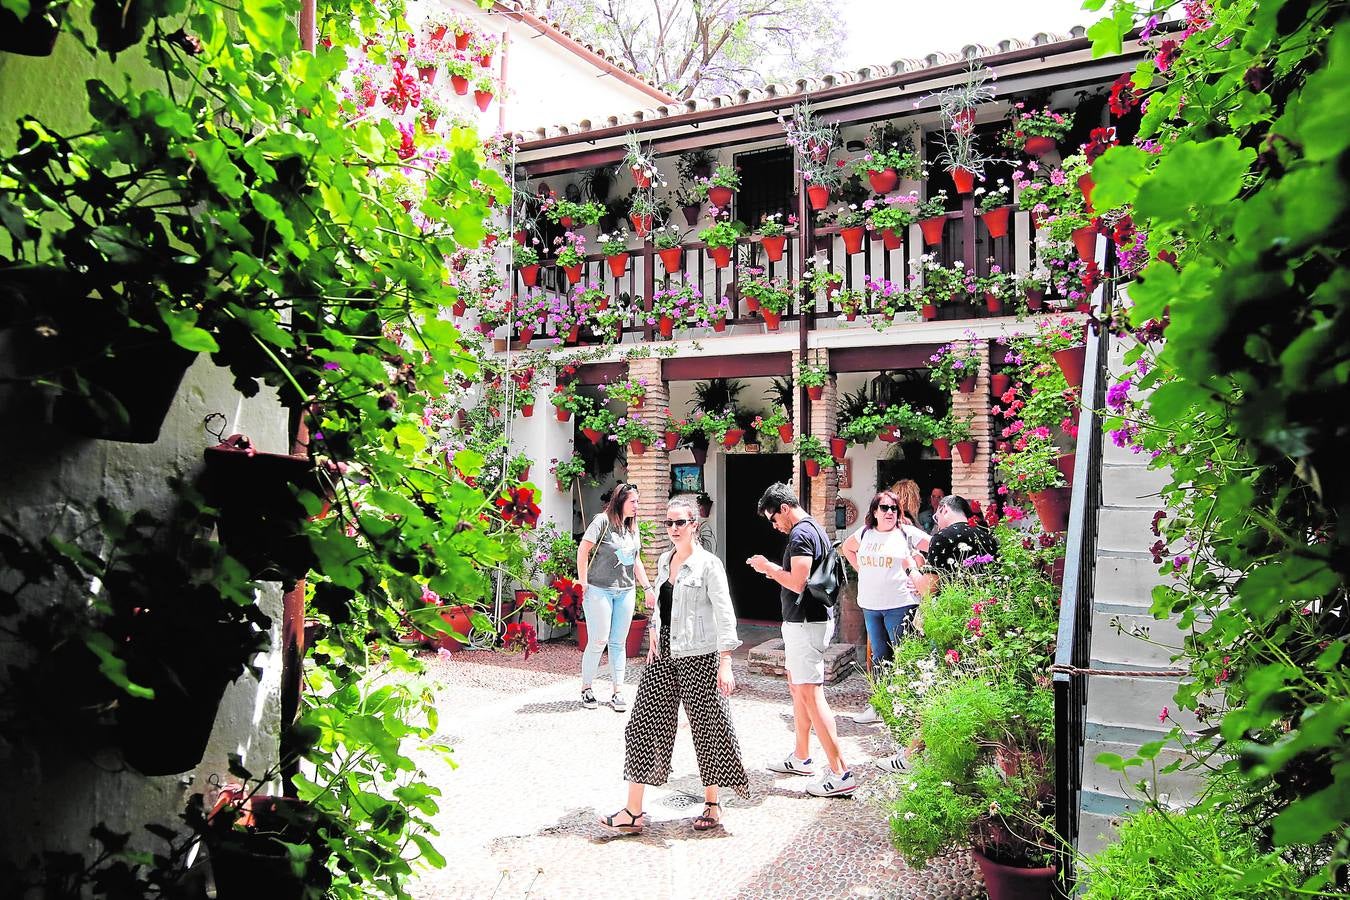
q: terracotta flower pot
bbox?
[518,326,535,344]
[631,167,651,188]
[1030,487,1072,533]
[1078,172,1096,213]
[882,229,903,250]
[629,439,647,456]
[1056,452,1076,484]
[986,292,1004,314]
[867,168,898,194]
[778,424,794,443]
[563,263,583,282]
[454,31,470,50]
[566,324,580,345]
[474,91,493,112]
[582,427,604,445]
[555,407,571,422]
[681,203,701,226]
[521,404,534,418]
[606,252,629,278]
[630,213,652,237]
[955,440,976,464]
[658,315,674,338]
[761,234,786,261]
[745,295,760,313]
[708,245,732,268]
[658,247,683,274]
[829,437,847,462]
[840,226,865,255]
[451,75,468,95]
[957,375,977,393]
[520,264,540,287]
[933,437,952,460]
[708,185,733,208]
[722,428,744,449]
[950,167,976,194]
[991,373,1012,396]
[762,309,782,331]
[712,317,726,333]
[981,205,1010,239]
[807,385,824,402]
[878,425,898,443]
[1026,289,1045,311]
[417,65,436,83]
[452,299,467,317]
[664,430,680,450]
[691,445,708,466]
[1053,345,1087,388]
[807,184,829,209]
[919,215,947,246]
[921,303,937,321]
[1023,135,1057,157]
[971,847,1057,900]
[513,230,527,245]
[804,459,821,477]
[477,53,492,67]
[1071,225,1097,263]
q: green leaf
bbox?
[1135,137,1254,222]
[1271,764,1350,845]
[1095,751,1126,772]
[1090,145,1150,210]
[160,308,220,353]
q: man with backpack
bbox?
[746,483,856,798]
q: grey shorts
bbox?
[781,618,835,684]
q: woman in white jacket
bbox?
[599,495,747,834]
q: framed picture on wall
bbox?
[837,458,853,489]
[671,464,704,494]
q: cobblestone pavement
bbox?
[408,642,985,900]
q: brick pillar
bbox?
[798,348,838,540]
[950,340,994,512]
[627,357,671,573]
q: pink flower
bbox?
[945,649,961,665]
[1158,706,1169,723]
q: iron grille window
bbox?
[733,147,795,229]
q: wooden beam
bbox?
[575,361,627,385]
[662,352,793,381]
[520,120,788,177]
[829,345,942,373]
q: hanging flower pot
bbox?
[556,407,571,422]
[629,439,647,456]
[778,423,794,443]
[520,264,540,287]
[991,373,1012,396]
[881,229,903,250]
[658,315,674,338]
[824,282,841,301]
[630,213,652,237]
[691,445,708,466]
[745,295,760,313]
[708,245,732,268]
[952,108,976,130]
[829,437,848,462]
[878,425,898,443]
[1023,135,1057,157]
[954,440,976,464]
[918,215,947,246]
[1056,452,1077,484]
[630,392,645,409]
[563,263,583,282]
[957,375,977,393]
[664,430,680,450]
[582,427,604,445]
[477,52,492,67]
[950,167,976,194]
[556,477,569,493]
[518,326,535,344]
[522,403,534,418]
[981,205,1010,239]
[971,847,1057,900]
[985,292,1004,314]
[840,226,865,255]
[807,385,824,401]
[867,168,899,194]
[933,438,952,460]
[1030,487,1072,533]
[1071,225,1097,263]
[681,203,702,226]
[712,317,727,333]
[1026,288,1045,311]
[566,324,581,345]
[1078,172,1096,213]
[722,428,744,449]
[844,311,858,322]
[1053,345,1087,389]
[804,458,821,477]
[513,230,527,247]
[761,235,786,261]
[417,65,436,83]
[807,184,830,210]
[598,296,610,311]
[451,75,469,95]
[607,252,629,278]
[708,185,733,208]
[454,31,471,50]
[631,167,651,188]
[762,309,782,331]
[921,303,938,321]
[658,247,683,274]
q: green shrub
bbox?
[888,759,986,867]
[917,677,1007,782]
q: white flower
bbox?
[904,811,917,820]
[941,781,953,787]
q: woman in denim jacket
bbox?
[599,496,748,834]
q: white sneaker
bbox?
[874,749,909,772]
[852,707,881,725]
[766,755,816,776]
[807,769,857,797]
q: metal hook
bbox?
[203,413,228,443]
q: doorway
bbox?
[724,453,794,621]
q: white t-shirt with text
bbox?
[850,523,927,610]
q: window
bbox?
[732,147,795,228]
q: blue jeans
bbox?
[863,606,917,671]
[581,584,637,689]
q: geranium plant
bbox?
[928,339,984,392]
[994,436,1066,493]
[598,230,630,256]
[650,283,704,325]
[758,212,791,237]
[612,414,659,448]
[797,361,828,389]
[603,376,650,407]
[513,245,539,267]
[547,199,605,226]
[916,190,951,220]
[850,143,921,180]
[549,382,592,417]
[999,104,1072,150]
[698,218,747,249]
[796,434,836,467]
[865,194,918,233]
[651,223,684,250]
[974,179,1011,214]
[553,233,586,269]
[738,270,794,314]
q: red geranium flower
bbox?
[503,621,539,658]
[1108,72,1138,117]
[496,486,541,528]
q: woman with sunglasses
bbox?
[577,483,652,712]
[600,495,746,834]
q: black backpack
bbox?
[801,519,849,609]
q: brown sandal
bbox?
[692,801,721,831]
[599,807,647,834]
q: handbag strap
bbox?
[587,516,611,572]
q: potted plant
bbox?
[598,230,630,278]
[698,217,746,268]
[592,300,628,344]
[549,381,590,423]
[757,212,791,262]
[514,244,540,287]
[754,406,793,444]
[806,263,844,300]
[796,434,835,477]
[1018,271,1049,312]
[411,45,440,83]
[995,437,1069,532]
[980,266,1014,315]
[579,404,616,447]
[695,407,739,449]
[837,204,868,255]
[628,190,661,237]
[623,133,660,189]
[650,282,703,338]
[866,194,917,250]
[798,360,828,401]
[699,163,741,210]
[567,283,607,343]
[681,411,711,465]
[1000,103,1071,158]
[446,53,474,94]
[781,98,839,209]
[603,375,650,409]
[837,402,885,447]
[550,455,587,493]
[554,232,587,282]
[836,287,867,322]
[851,142,921,195]
[1034,315,1088,388]
[677,148,716,182]
[652,223,685,274]
[659,409,685,450]
[931,413,975,463]
[908,256,964,320]
[512,290,549,344]
[929,339,984,394]
[739,269,793,331]
[614,413,658,456]
[546,198,605,228]
[916,190,951,246]
[202,790,329,899]
[674,183,703,226]
[976,179,1013,239]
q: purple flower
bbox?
[1106,378,1132,412]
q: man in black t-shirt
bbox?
[746,483,856,797]
[924,495,999,576]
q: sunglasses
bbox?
[664,518,692,529]
[877,504,900,513]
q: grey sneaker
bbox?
[807,769,857,797]
[874,749,909,772]
[852,707,882,725]
[610,692,626,713]
[766,755,816,776]
[581,688,598,709]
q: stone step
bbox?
[1090,610,1192,668]
[1084,674,1204,732]
[1098,506,1156,554]
[1077,810,1121,857]
[1092,553,1167,608]
[1101,463,1170,509]
[747,638,856,685]
[1082,738,1199,806]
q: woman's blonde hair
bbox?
[889,479,922,525]
[667,494,700,521]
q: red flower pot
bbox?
[708,185,733,208]
[881,229,903,250]
[631,167,651,188]
[477,53,492,67]
[981,205,1010,239]
[1053,345,1087,388]
[745,296,760,313]
[778,424,794,443]
[658,315,674,338]
[950,167,976,194]
[658,247,683,274]
[1071,225,1097,263]
[867,168,899,194]
[1030,487,1072,533]
[933,438,952,460]
[417,65,436,83]
[451,75,469,95]
[957,375,977,393]
[629,439,647,456]
[954,440,976,464]
[991,373,1012,396]
[712,317,726,333]
[630,213,652,237]
[559,216,574,228]
[1056,452,1077,485]
[513,230,527,245]
[971,847,1057,900]
[582,427,604,445]
[807,385,824,402]
[708,245,732,268]
[1023,135,1057,157]
[566,324,580,345]
[804,459,821,477]
[664,430,680,450]
[1078,172,1096,213]
[807,185,829,209]
[952,108,976,130]
[921,303,937,321]
[607,253,629,278]
[1026,289,1045,311]
[824,282,840,300]
[878,425,898,443]
[563,263,583,282]
[518,326,535,344]
[556,407,571,422]
[762,309,781,331]
[521,404,534,418]
[474,91,493,111]
[761,235,786,261]
[840,226,865,255]
[919,215,947,246]
[454,31,470,50]
[829,437,847,462]
[985,292,1004,314]
[722,428,744,449]
[520,264,540,287]
[518,465,531,482]
[430,25,447,41]
[452,299,467,317]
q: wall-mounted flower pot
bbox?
[761,235,785,261]
[744,295,760,313]
[807,385,824,402]
[451,75,469,95]
[877,425,898,443]
[712,317,727,333]
[582,427,604,445]
[1077,173,1096,212]
[606,252,629,278]
[1071,226,1097,264]
[417,65,436,82]
[658,315,674,338]
[778,424,794,443]
[681,203,701,226]
[840,226,865,255]
[985,292,1004,314]
[829,437,847,462]
[563,263,583,282]
[1030,487,1071,533]
[519,264,540,287]
[1052,345,1087,389]
[628,439,647,456]
[918,216,946,246]
[707,186,733,208]
[954,440,976,464]
[981,205,1010,239]
[881,229,903,250]
[950,167,976,194]
[921,303,938,321]
[721,428,744,449]
[629,213,652,237]
[521,403,534,418]
[454,31,470,50]
[991,373,1012,396]
[475,91,493,112]
[762,309,781,331]
[119,662,234,776]
[806,185,829,209]
[664,430,680,450]
[933,438,952,460]
[957,376,977,393]
[1023,135,1057,157]
[658,247,683,274]
[804,459,821,477]
[631,167,651,188]
[556,407,571,422]
[518,326,535,344]
[708,245,732,268]
[1055,452,1076,484]
[1025,289,1045,311]
[867,168,898,194]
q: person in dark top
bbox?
[746,483,856,798]
[924,495,999,576]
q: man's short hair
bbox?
[757,482,800,516]
[938,495,973,519]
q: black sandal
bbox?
[599,807,647,833]
[692,801,721,831]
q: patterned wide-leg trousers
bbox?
[622,651,749,795]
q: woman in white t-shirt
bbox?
[840,490,930,675]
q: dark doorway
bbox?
[724,453,794,621]
[878,455,951,526]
